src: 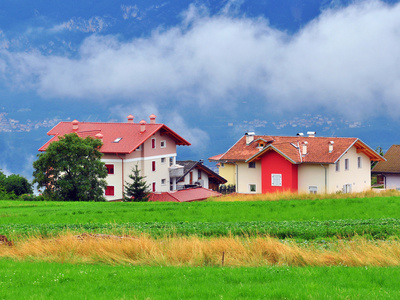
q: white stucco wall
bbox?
[385,175,400,189]
[177,168,210,189]
[298,164,327,194]
[236,161,262,193]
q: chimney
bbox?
[329,141,334,153]
[95,133,103,143]
[302,141,308,155]
[72,120,79,131]
[140,120,146,133]
[127,115,134,123]
[149,114,157,124]
[307,131,316,137]
[297,133,304,137]
[245,132,255,145]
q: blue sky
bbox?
[0,0,400,177]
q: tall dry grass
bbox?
[1,234,400,267]
[211,189,400,202]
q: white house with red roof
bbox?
[209,132,385,194]
[39,114,190,201]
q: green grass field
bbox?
[1,196,400,240]
[1,259,400,299]
[2,195,400,298]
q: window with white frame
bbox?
[309,186,317,194]
[345,158,349,170]
[220,163,224,168]
[271,174,282,186]
[160,140,166,148]
[169,157,174,166]
[161,179,166,185]
[135,145,142,151]
[249,184,256,192]
[357,156,362,168]
[335,160,340,172]
[151,138,156,149]
[152,161,156,172]
[161,157,166,164]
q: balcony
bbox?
[169,164,184,178]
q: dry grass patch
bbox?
[1,234,400,267]
[211,189,400,202]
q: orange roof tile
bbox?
[38,121,190,153]
[210,135,384,164]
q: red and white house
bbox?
[38,114,191,200]
[210,132,385,194]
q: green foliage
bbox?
[124,165,150,202]
[32,133,107,201]
[3,174,33,196]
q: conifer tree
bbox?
[124,165,150,202]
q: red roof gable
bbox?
[149,187,222,202]
[38,121,190,153]
[210,135,384,164]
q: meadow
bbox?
[1,192,400,298]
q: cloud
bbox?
[50,16,113,33]
[2,0,400,119]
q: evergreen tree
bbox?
[124,165,150,202]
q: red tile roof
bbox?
[372,145,400,173]
[210,135,384,164]
[38,121,190,153]
[148,187,222,202]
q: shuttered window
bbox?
[271,174,282,187]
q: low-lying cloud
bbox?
[1,0,400,119]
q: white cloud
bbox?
[2,0,400,119]
[50,16,112,33]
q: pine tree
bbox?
[124,165,150,202]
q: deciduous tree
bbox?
[33,133,107,201]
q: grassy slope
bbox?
[1,196,400,224]
[0,259,399,299]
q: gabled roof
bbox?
[176,160,227,184]
[372,145,400,174]
[209,135,384,164]
[148,187,222,202]
[38,120,190,154]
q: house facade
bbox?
[38,114,190,201]
[176,160,227,191]
[209,132,384,194]
[372,145,400,190]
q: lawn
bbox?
[1,259,399,299]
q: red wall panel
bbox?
[260,151,298,193]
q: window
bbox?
[169,157,174,166]
[198,171,202,180]
[271,174,282,186]
[345,158,349,170]
[249,184,256,192]
[105,186,114,196]
[152,182,156,192]
[135,145,142,151]
[358,156,362,168]
[309,186,317,194]
[161,179,166,185]
[113,138,122,143]
[220,163,224,168]
[343,184,352,193]
[105,164,114,174]
[152,161,156,172]
[160,140,166,148]
[161,157,166,164]
[152,138,156,149]
[248,162,256,168]
[335,161,340,172]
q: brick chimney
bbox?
[72,120,79,131]
[127,115,134,123]
[140,120,146,133]
[149,114,157,124]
